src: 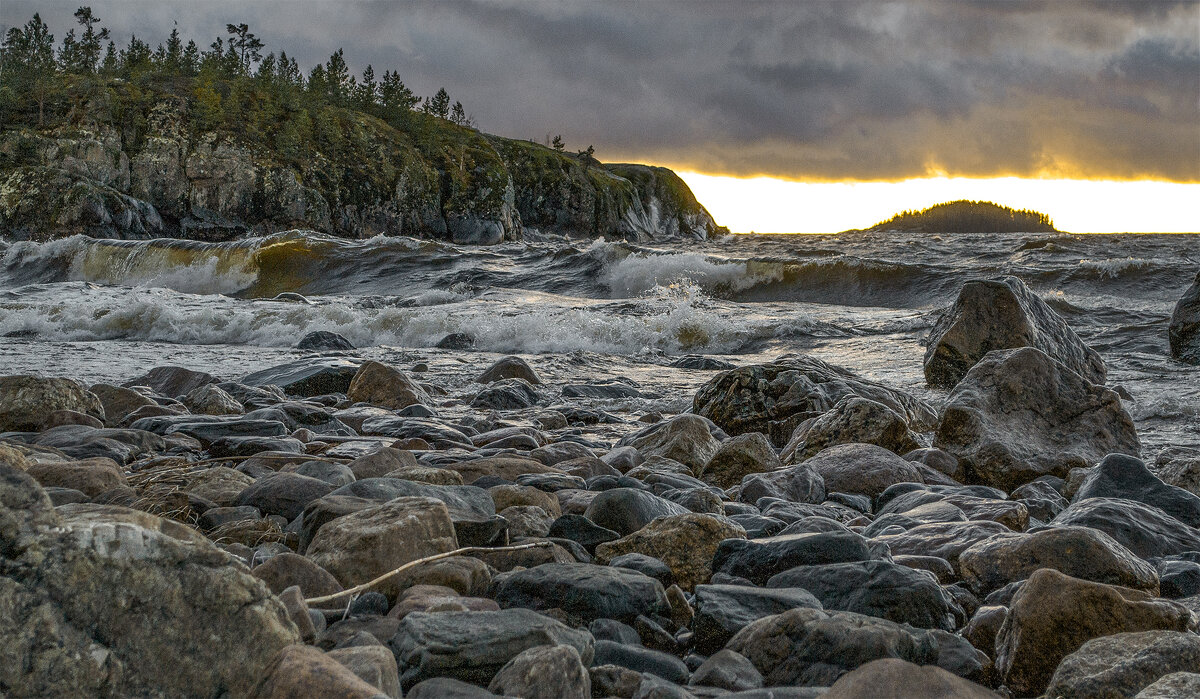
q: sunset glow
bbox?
[677,173,1200,235]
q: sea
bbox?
[1,230,1197,456]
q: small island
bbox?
[854,200,1058,234]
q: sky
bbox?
[4,0,1198,232]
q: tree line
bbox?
[873,200,1056,233]
[0,8,478,162]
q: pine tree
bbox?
[225,23,263,75]
[0,13,57,125]
[423,87,450,119]
[450,100,471,127]
[164,24,182,72]
[181,39,199,76]
[356,64,377,110]
[324,48,350,105]
[551,134,564,151]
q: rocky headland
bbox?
[3,274,1199,698]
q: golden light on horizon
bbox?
[677,172,1200,234]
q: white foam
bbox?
[601,250,782,297]
[1077,257,1155,278]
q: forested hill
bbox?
[0,10,724,243]
[855,200,1058,234]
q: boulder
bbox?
[1045,631,1200,699]
[249,644,382,698]
[1051,497,1200,560]
[711,530,874,585]
[691,584,824,654]
[1168,269,1200,364]
[234,472,336,521]
[959,525,1160,595]
[995,568,1194,696]
[471,378,541,410]
[488,644,590,699]
[296,330,355,351]
[688,649,764,692]
[0,375,104,432]
[347,360,431,410]
[1136,672,1200,698]
[490,484,562,517]
[766,560,959,631]
[24,457,126,498]
[1074,453,1200,528]
[591,640,690,685]
[871,520,1013,570]
[823,658,1001,699]
[934,347,1139,490]
[693,354,937,445]
[243,358,360,397]
[89,383,157,426]
[252,552,344,598]
[737,458,827,505]
[306,496,459,599]
[182,383,244,416]
[387,608,594,690]
[800,443,923,499]
[783,397,923,461]
[491,562,668,623]
[184,466,255,507]
[924,276,1106,388]
[123,365,219,398]
[700,432,781,489]
[619,414,723,471]
[478,356,541,385]
[594,513,748,591]
[327,645,402,698]
[41,409,104,430]
[0,464,300,697]
[583,487,690,536]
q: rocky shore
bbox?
[3,274,1200,698]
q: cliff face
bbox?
[0,97,722,244]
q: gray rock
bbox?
[583,487,690,536]
[1046,631,1200,699]
[783,397,922,462]
[701,432,782,490]
[692,584,824,654]
[234,472,336,521]
[935,347,1139,490]
[619,414,725,471]
[924,276,1105,388]
[1074,453,1200,528]
[181,383,244,416]
[492,562,668,623]
[488,644,591,699]
[592,640,690,685]
[328,645,402,698]
[1168,269,1200,364]
[1051,497,1200,560]
[478,356,541,385]
[0,375,104,432]
[822,658,1000,699]
[296,330,355,351]
[871,520,1013,570]
[711,530,874,585]
[1136,671,1200,699]
[471,378,541,410]
[243,357,361,397]
[799,443,923,499]
[689,649,764,691]
[123,365,219,398]
[738,461,827,505]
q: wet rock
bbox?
[671,355,737,370]
[595,513,747,591]
[182,383,244,416]
[89,383,157,426]
[1075,453,1200,528]
[592,640,690,685]
[282,459,355,487]
[688,649,764,691]
[871,520,1012,570]
[904,447,963,481]
[962,605,1007,658]
[619,414,724,471]
[1168,269,1200,364]
[492,562,668,623]
[471,378,541,409]
[346,447,419,480]
[388,608,594,690]
[307,496,459,598]
[823,658,1001,699]
[28,424,165,463]
[0,464,300,697]
[1045,631,1200,699]
[326,477,500,545]
[1051,497,1200,560]
[243,357,361,397]
[700,432,781,489]
[800,443,923,499]
[123,365,219,398]
[766,560,959,631]
[1010,479,1068,521]
[583,487,690,536]
[234,471,336,520]
[711,530,874,585]
[0,375,104,432]
[738,461,826,505]
[1136,671,1200,698]
[563,381,643,399]
[609,553,674,587]
[24,457,126,497]
[296,330,355,351]
[935,347,1139,490]
[41,408,104,429]
[691,584,824,654]
[549,514,621,553]
[488,643,590,699]
[530,441,597,465]
[252,551,344,597]
[436,333,476,350]
[328,645,402,698]
[924,276,1106,388]
[348,360,431,410]
[693,354,937,445]
[360,417,472,448]
[958,525,1160,596]
[477,355,541,385]
[1156,558,1200,599]
[783,397,923,462]
[249,644,382,698]
[1158,449,1200,498]
[995,568,1194,696]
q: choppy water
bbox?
[2,230,1197,454]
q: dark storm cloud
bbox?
[4,0,1196,180]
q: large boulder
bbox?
[800,443,924,499]
[924,276,1106,388]
[488,644,589,699]
[1074,453,1200,528]
[699,432,781,489]
[249,644,382,699]
[306,496,459,598]
[1045,631,1200,699]
[492,562,667,623]
[783,397,923,461]
[234,472,336,521]
[693,354,937,445]
[594,513,747,591]
[24,457,127,498]
[0,464,300,697]
[691,584,824,654]
[766,560,959,631]
[824,658,1002,699]
[1051,497,1200,560]
[958,525,1160,596]
[0,375,104,432]
[477,356,541,385]
[934,347,1139,490]
[1136,672,1200,698]
[89,383,158,426]
[387,608,594,690]
[995,568,1194,697]
[242,358,360,397]
[582,487,689,536]
[123,365,219,398]
[617,414,723,471]
[347,360,431,410]
[1169,269,1200,364]
[871,520,1013,571]
[711,529,874,585]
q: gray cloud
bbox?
[3,0,1196,180]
